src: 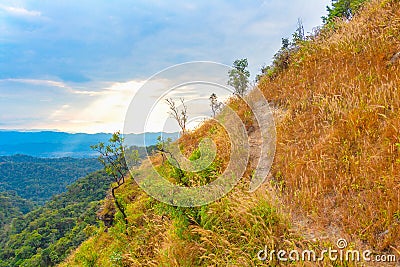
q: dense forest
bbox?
[0,155,102,204]
[0,191,36,228]
[0,142,156,266]
[0,170,113,267]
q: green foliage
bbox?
[0,191,36,228]
[322,0,369,25]
[91,131,138,225]
[257,19,306,81]
[0,155,101,204]
[228,58,250,97]
[0,171,113,267]
[154,201,207,240]
[91,132,130,181]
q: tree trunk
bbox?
[111,186,128,225]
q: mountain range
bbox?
[0,131,178,158]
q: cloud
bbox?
[1,0,332,133]
[2,78,67,88]
[0,5,42,17]
[42,79,145,133]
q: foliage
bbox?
[91,131,138,225]
[322,0,370,25]
[0,191,36,228]
[0,155,101,205]
[227,58,250,97]
[0,171,113,267]
[61,1,400,266]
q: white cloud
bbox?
[1,0,332,133]
[0,5,41,17]
[45,79,145,133]
[2,78,67,88]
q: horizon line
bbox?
[0,129,179,135]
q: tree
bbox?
[91,131,138,225]
[322,0,368,25]
[228,58,250,97]
[166,98,188,134]
[292,18,305,45]
[209,93,223,118]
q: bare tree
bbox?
[209,93,223,118]
[292,18,305,45]
[166,98,188,134]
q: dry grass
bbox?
[259,0,400,253]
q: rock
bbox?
[389,52,400,65]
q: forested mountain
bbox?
[0,170,113,267]
[0,131,178,157]
[0,191,36,228]
[0,155,102,204]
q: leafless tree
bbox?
[166,98,188,134]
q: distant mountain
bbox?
[0,131,178,158]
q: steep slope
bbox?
[259,0,400,251]
[61,0,400,266]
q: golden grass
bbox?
[259,0,400,252]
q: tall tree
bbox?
[228,58,250,97]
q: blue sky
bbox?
[0,0,330,133]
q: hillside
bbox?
[61,0,400,266]
[0,170,113,267]
[0,191,36,228]
[0,155,102,204]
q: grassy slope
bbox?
[259,0,400,251]
[61,0,400,266]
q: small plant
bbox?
[394,211,400,221]
[109,251,123,266]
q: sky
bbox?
[0,0,331,133]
